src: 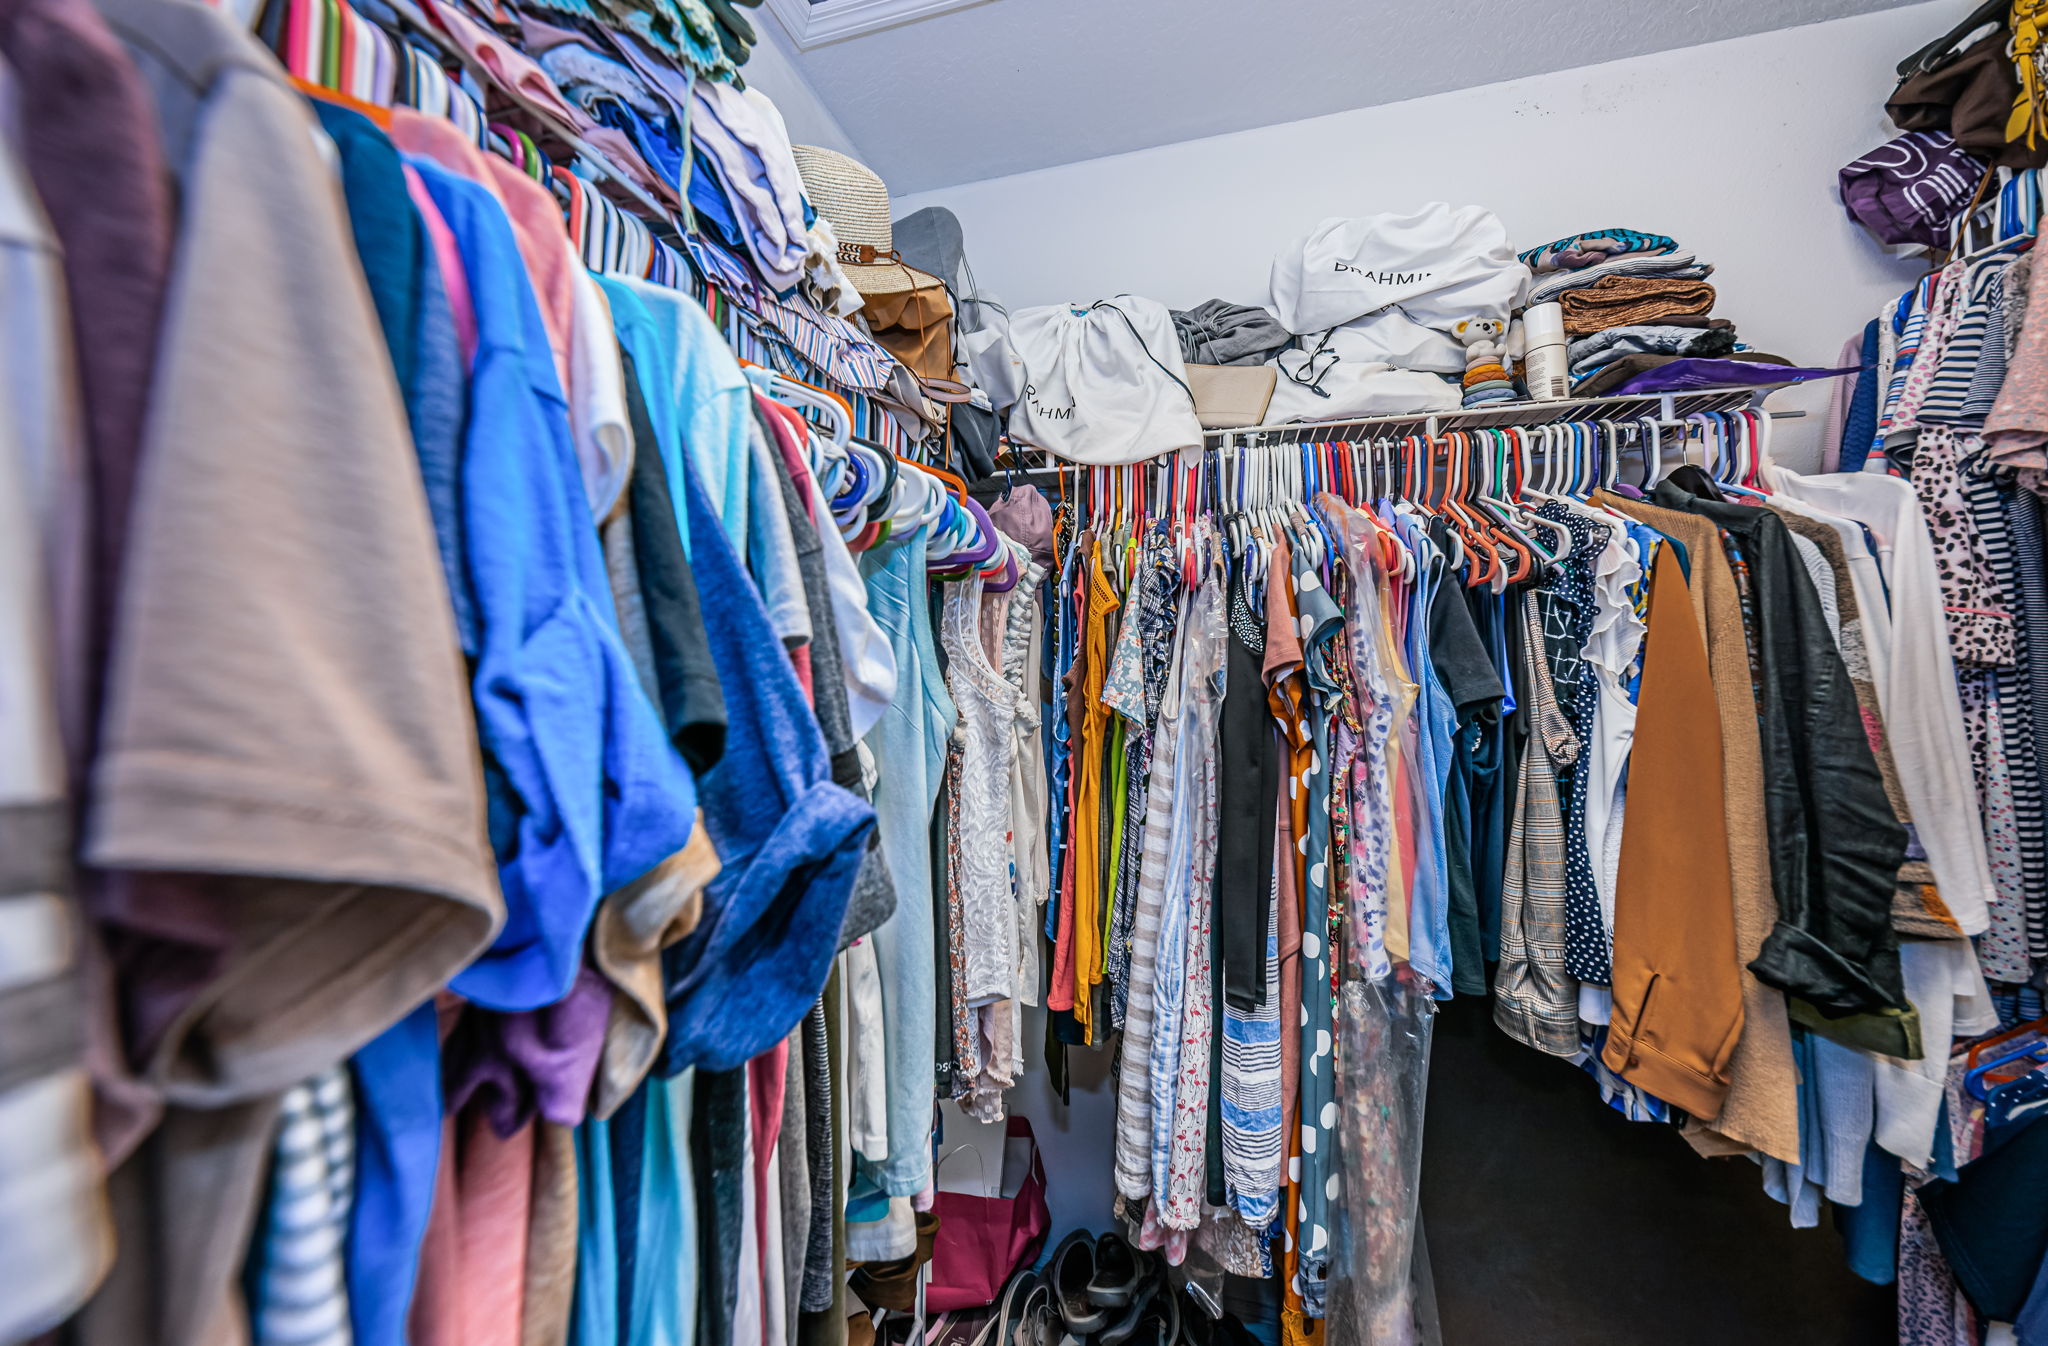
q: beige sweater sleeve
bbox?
[84,59,501,1105]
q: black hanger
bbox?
[1896,0,2006,78]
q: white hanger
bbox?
[1508,427,1575,559]
[748,367,853,452]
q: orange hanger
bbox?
[914,456,971,501]
[1437,432,1502,589]
[1451,429,1533,585]
[292,74,393,128]
[551,165,589,258]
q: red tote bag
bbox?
[926,1116,1052,1312]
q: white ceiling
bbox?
[767,0,1932,196]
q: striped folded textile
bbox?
[1519,227,1678,273]
[1558,276,1717,339]
[1525,249,1712,306]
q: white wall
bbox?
[912,0,1972,1247]
[741,14,863,159]
[897,0,1976,469]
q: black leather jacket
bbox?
[1654,474,1908,1016]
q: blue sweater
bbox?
[659,450,873,1073]
[412,160,696,1012]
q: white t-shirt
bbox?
[568,266,633,519]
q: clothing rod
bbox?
[984,411,1803,481]
[1206,409,1806,444]
[988,407,1805,474]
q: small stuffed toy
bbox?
[1454,316,1516,407]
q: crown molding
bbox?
[761,0,993,50]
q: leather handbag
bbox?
[861,272,956,383]
[1185,362,1278,429]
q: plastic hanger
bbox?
[1967,1018,2047,1075]
[1505,428,1567,571]
[1466,428,1536,586]
[1307,442,1341,574]
[1742,409,1772,490]
[1523,424,1560,501]
[1434,431,1498,588]
[1176,452,1201,588]
[743,362,854,452]
[1637,416,1665,488]
[292,74,393,126]
[1596,420,1622,495]
[1968,1037,2048,1101]
[1508,427,1575,561]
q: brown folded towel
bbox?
[1559,275,1717,338]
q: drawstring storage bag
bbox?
[1007,295,1202,465]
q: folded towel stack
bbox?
[1515,227,1792,394]
[1557,276,1719,338]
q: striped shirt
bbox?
[1151,554,1227,1219]
[1998,483,2048,960]
[1113,597,1189,1200]
[254,1068,355,1346]
[1874,276,1937,458]
[1919,257,2014,426]
[1220,878,1285,1229]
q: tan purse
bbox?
[1185,363,1278,429]
[841,241,957,384]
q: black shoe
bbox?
[1048,1230,1110,1335]
[1085,1231,1146,1309]
[1131,1282,1181,1346]
[1095,1257,1162,1346]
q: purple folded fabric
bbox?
[445,967,613,1133]
[1839,130,1985,248]
[1606,359,1862,396]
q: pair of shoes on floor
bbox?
[1041,1231,1179,1346]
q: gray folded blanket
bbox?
[1172,299,1292,367]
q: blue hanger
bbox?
[1967,1038,2048,1101]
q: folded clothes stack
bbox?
[1517,227,1793,394]
[484,0,852,299]
[1556,275,1718,336]
[1566,319,1735,395]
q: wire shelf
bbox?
[1202,383,1800,446]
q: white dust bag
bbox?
[1007,296,1202,465]
[1269,203,1531,335]
[1263,352,1461,424]
[1321,308,1469,375]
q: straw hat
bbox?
[791,144,943,298]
